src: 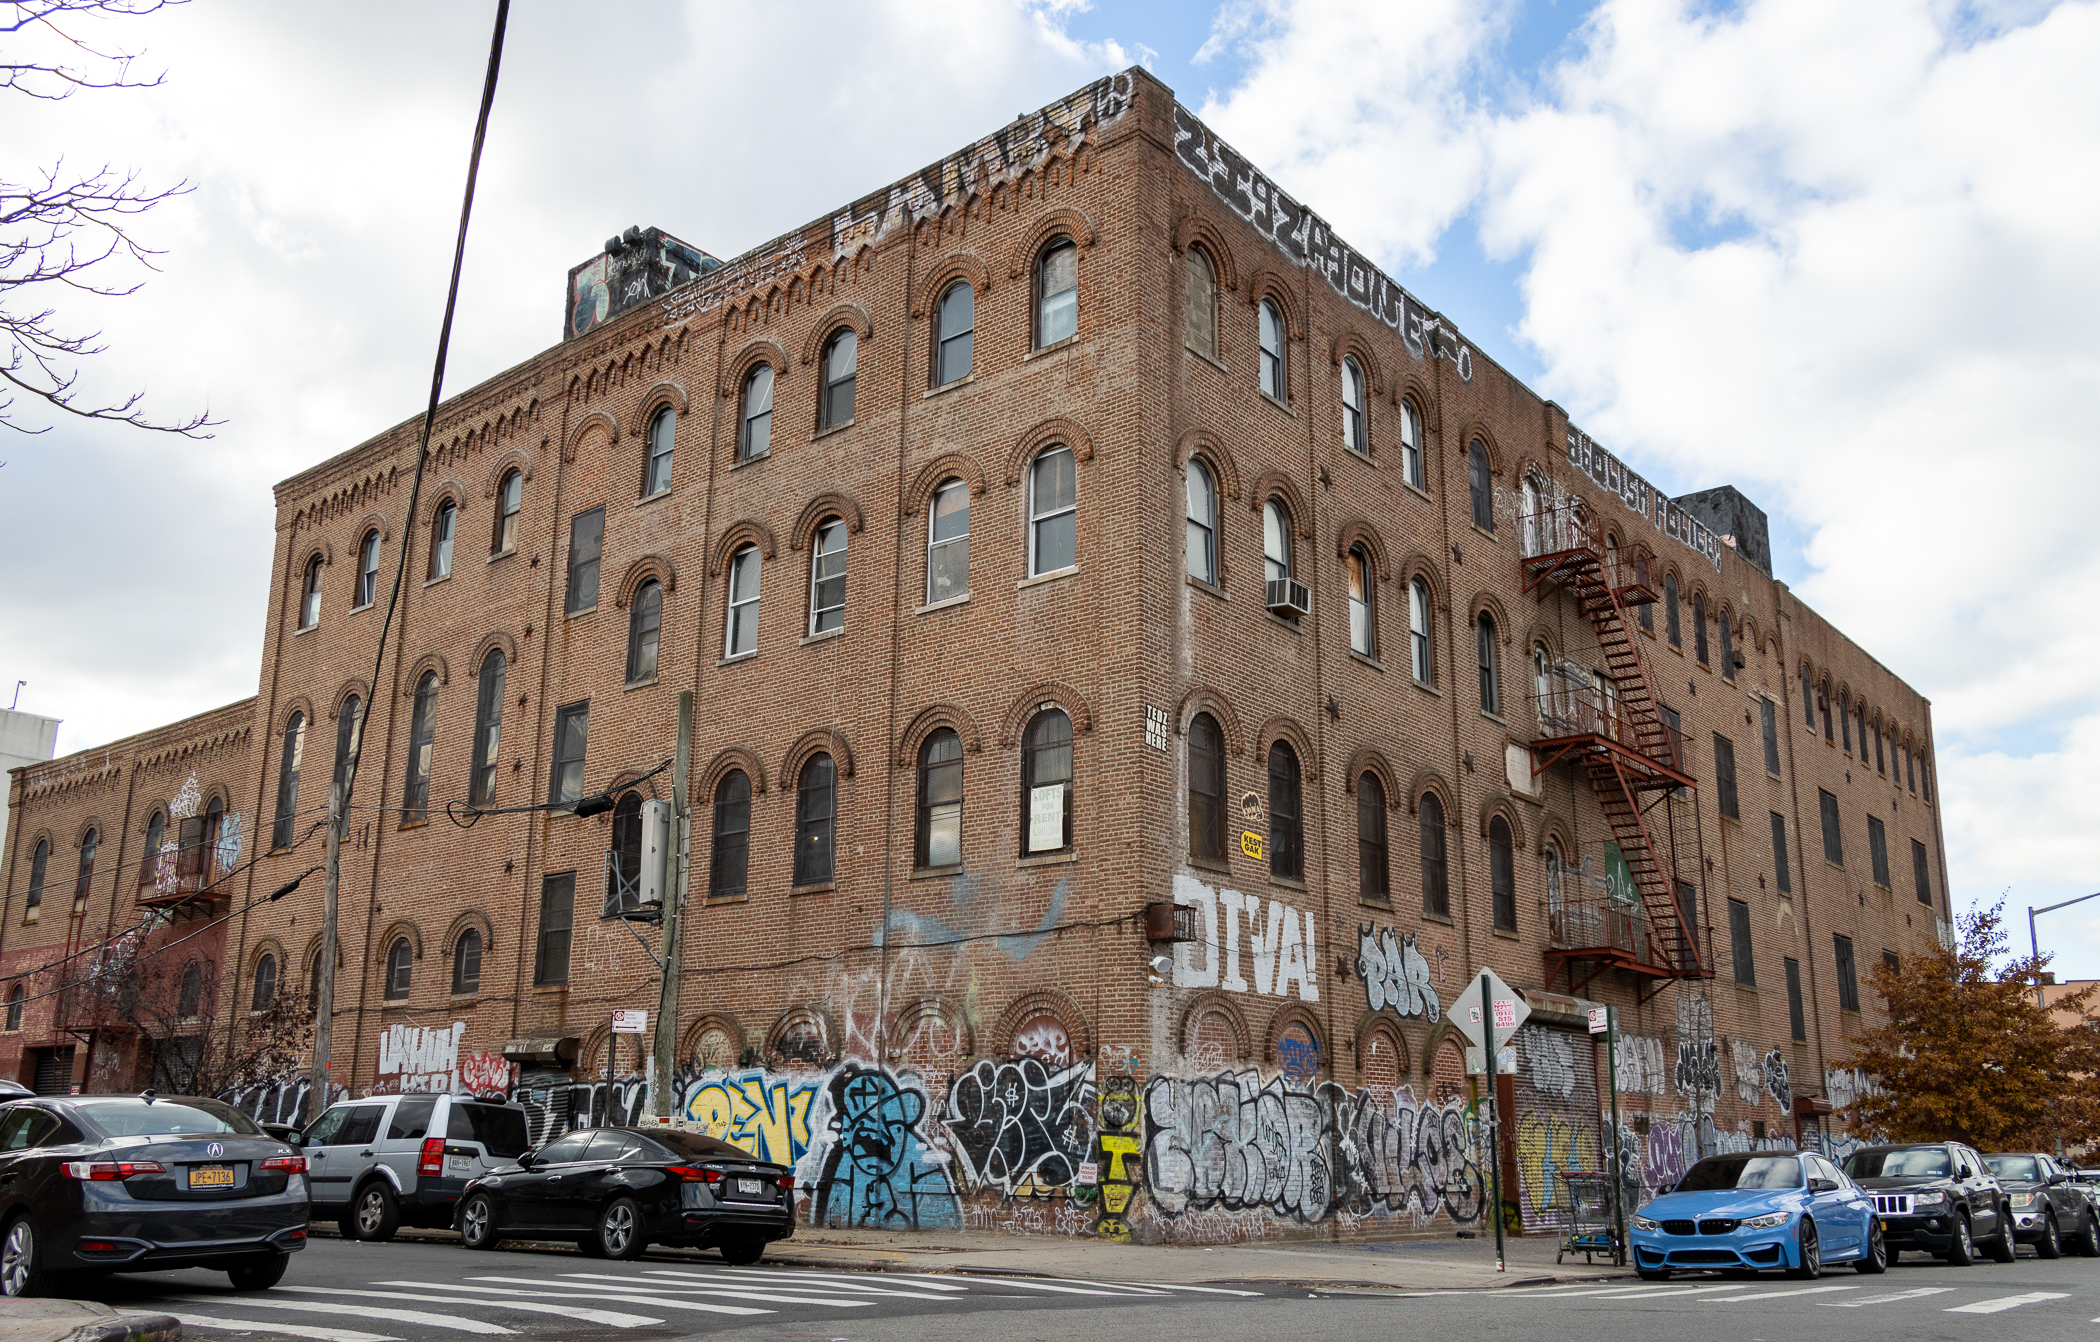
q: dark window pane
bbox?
[645,407,675,496]
[1358,774,1388,902]
[1693,593,1708,664]
[567,507,605,613]
[273,713,305,850]
[1489,816,1515,932]
[1868,815,1890,887]
[741,364,773,459]
[821,330,857,428]
[1258,300,1286,398]
[1188,713,1225,861]
[452,928,482,995]
[627,579,662,682]
[711,771,752,898]
[535,874,574,986]
[430,501,456,579]
[1761,698,1780,775]
[1029,447,1077,575]
[402,673,438,822]
[1665,574,1681,648]
[358,530,380,606]
[1477,614,1499,714]
[1021,711,1073,855]
[1714,734,1738,819]
[795,754,837,886]
[1420,793,1448,917]
[334,695,363,804]
[385,939,412,999]
[495,469,521,554]
[1835,934,1859,1011]
[550,702,589,806]
[250,954,277,1012]
[1729,899,1754,986]
[1268,742,1303,881]
[1770,812,1791,893]
[471,651,505,806]
[1185,461,1216,584]
[1912,839,1932,907]
[387,1095,437,1141]
[1468,441,1493,531]
[26,841,46,909]
[1786,957,1806,1039]
[1819,789,1843,865]
[937,281,974,386]
[1719,612,1735,679]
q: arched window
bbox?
[724,544,760,658]
[452,928,482,996]
[356,529,381,607]
[3,985,22,1032]
[493,468,522,554]
[1409,578,1435,685]
[1875,724,1887,775]
[1400,398,1424,489]
[402,672,439,822]
[1188,712,1225,862]
[384,939,412,1000]
[819,329,856,429]
[178,961,204,1018]
[1036,237,1077,347]
[1520,474,1542,554]
[1347,544,1375,656]
[1341,356,1367,453]
[1720,610,1736,680]
[308,950,323,1014]
[1534,643,1552,720]
[1268,740,1303,881]
[710,771,751,899]
[611,792,644,909]
[1185,459,1217,585]
[1820,681,1833,742]
[205,796,224,873]
[143,811,166,882]
[1262,498,1292,589]
[643,406,675,497]
[935,281,974,386]
[1605,533,1621,588]
[794,753,837,887]
[1028,446,1077,576]
[1477,612,1500,715]
[429,499,457,580]
[251,954,277,1013]
[272,712,305,850]
[25,840,48,913]
[1692,592,1709,664]
[1184,245,1217,354]
[1839,692,1852,751]
[627,578,662,682]
[470,649,504,806]
[1663,573,1681,649]
[916,729,963,869]
[1857,702,1869,758]
[1467,440,1493,531]
[927,478,969,603]
[333,694,363,802]
[73,829,97,910]
[299,556,322,630]
[1546,840,1567,933]
[739,364,773,460]
[809,519,848,635]
[1021,709,1073,855]
[1358,772,1389,903]
[1490,815,1516,932]
[1420,792,1449,917]
[1258,299,1286,399]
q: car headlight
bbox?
[1631,1216,1661,1232]
[1910,1190,1947,1209]
[1740,1212,1791,1230]
[2008,1192,2037,1209]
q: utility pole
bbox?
[1607,1005,1626,1266]
[307,781,342,1120]
[652,691,691,1118]
[1482,970,1505,1273]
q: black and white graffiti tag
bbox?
[944,1058,1097,1197]
[1356,924,1441,1022]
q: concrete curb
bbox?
[75,1317,180,1342]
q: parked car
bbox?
[1984,1151,2100,1258]
[0,1093,308,1298]
[297,1092,530,1242]
[1841,1142,2012,1264]
[454,1125,794,1264]
[0,1082,32,1104]
[1630,1150,1884,1281]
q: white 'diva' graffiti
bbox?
[1171,874,1319,1001]
[377,1021,468,1093]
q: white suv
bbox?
[299,1093,531,1241]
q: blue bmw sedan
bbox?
[1630,1151,1885,1281]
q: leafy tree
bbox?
[1846,897,2100,1150]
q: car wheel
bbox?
[459,1193,501,1251]
[1986,1214,2018,1263]
[595,1196,645,1261]
[2074,1211,2100,1258]
[721,1236,766,1266]
[1856,1219,1888,1274]
[1787,1219,1822,1280]
[2036,1214,2062,1259]
[351,1181,401,1243]
[0,1216,50,1298]
[1944,1211,1976,1265]
[1634,1265,1671,1282]
[228,1253,290,1292]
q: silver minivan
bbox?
[299,1093,530,1240]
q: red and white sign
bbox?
[1492,999,1518,1029]
[1588,1007,1609,1035]
[612,1009,649,1034]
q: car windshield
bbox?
[1985,1155,2040,1182]
[74,1098,259,1137]
[1675,1155,1804,1191]
[448,1103,529,1159]
[645,1128,761,1162]
[1844,1148,1950,1179]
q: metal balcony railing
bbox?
[1520,504,1653,601]
[1532,686,1684,774]
[1548,890,1715,977]
[136,838,231,907]
[603,849,643,920]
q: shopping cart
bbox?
[1554,1169,1621,1265]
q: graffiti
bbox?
[222,1075,343,1126]
[1356,925,1440,1021]
[1096,1073,1143,1241]
[685,1069,819,1166]
[1565,425,1724,572]
[877,870,1067,962]
[1616,1034,1670,1097]
[1011,1016,1073,1066]
[1514,1111,1600,1222]
[568,227,718,340]
[1519,1025,1577,1100]
[810,1064,960,1230]
[1275,1028,1322,1084]
[1764,1051,1792,1113]
[375,1021,467,1094]
[1730,1039,1767,1108]
[457,1051,510,1096]
[1675,996,1719,1101]
[1825,1066,1881,1111]
[944,1058,1096,1198]
[1170,873,1320,1001]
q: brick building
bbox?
[0,68,1949,1244]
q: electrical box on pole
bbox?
[639,799,671,910]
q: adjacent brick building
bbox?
[1,68,1949,1244]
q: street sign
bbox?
[1588,1006,1608,1035]
[1449,968,1530,1047]
[612,1008,649,1034]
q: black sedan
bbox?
[0,1093,309,1297]
[454,1126,793,1263]
[1986,1151,2100,1257]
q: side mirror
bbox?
[516,1149,536,1169]
[2050,1173,2069,1186]
[1809,1177,1837,1193]
[259,1122,300,1145]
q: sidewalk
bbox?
[0,1300,179,1342]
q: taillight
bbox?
[697,1168,724,1184]
[418,1138,446,1177]
[664,1165,709,1179]
[260,1155,308,1175]
[62,1161,165,1181]
[777,1175,795,1189]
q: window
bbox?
[739,364,773,459]
[1801,664,1815,727]
[927,478,970,604]
[819,329,856,429]
[566,507,604,613]
[710,771,751,898]
[1834,934,1859,1011]
[1347,546,1375,656]
[356,530,380,607]
[1867,815,1890,887]
[1821,683,1833,742]
[1489,816,1515,933]
[1714,733,1739,819]
[1841,694,1852,752]
[794,754,837,886]
[1922,757,1931,802]
[385,939,412,1000]
[307,950,323,1014]
[178,961,202,1018]
[1029,446,1077,575]
[642,405,675,497]
[1341,355,1367,454]
[1185,460,1217,584]
[548,701,589,806]
[272,712,305,850]
[299,557,322,630]
[626,578,662,682]
[1477,612,1499,714]
[1037,237,1077,346]
[1857,702,1868,759]
[493,468,521,554]
[1905,744,1914,793]
[73,829,96,909]
[1785,957,1807,1039]
[610,792,643,909]
[1912,839,1932,907]
[1184,246,1216,353]
[333,695,362,802]
[1022,709,1073,855]
[1262,499,1292,588]
[1467,440,1493,532]
[24,840,46,912]
[1761,698,1780,775]
[1875,726,1886,775]
[1176,711,1226,866]
[1719,612,1735,680]
[1692,593,1708,664]
[1676,880,1701,968]
[1662,705,1685,795]
[1420,792,1449,917]
[1883,949,1901,980]
[1257,299,1286,399]
[1358,773,1389,904]
[1268,741,1303,882]
[429,500,456,580]
[1399,398,1424,489]
[1728,899,1754,986]
[807,519,848,635]
[143,811,165,873]
[1819,789,1843,865]
[452,928,482,995]
[1665,574,1681,649]
[724,545,760,657]
[470,650,504,807]
[4,985,21,1032]
[1770,812,1791,893]
[402,672,438,822]
[534,873,574,986]
[935,281,974,386]
[1409,578,1434,684]
[916,730,963,869]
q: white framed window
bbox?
[809,519,847,634]
[1409,577,1434,684]
[1028,447,1076,575]
[1341,356,1367,453]
[299,557,322,629]
[1037,239,1077,347]
[644,406,675,496]
[1263,499,1291,586]
[429,500,456,579]
[356,530,380,607]
[739,364,773,460]
[1400,398,1424,489]
[935,281,974,386]
[724,545,760,658]
[1347,545,1374,656]
[1258,299,1286,400]
[927,478,969,604]
[1185,459,1216,584]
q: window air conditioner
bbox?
[1265,578,1311,617]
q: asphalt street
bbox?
[60,1235,2100,1342]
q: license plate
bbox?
[189,1165,236,1189]
[445,1154,476,1177]
[736,1178,766,1198]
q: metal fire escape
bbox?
[1522,503,1713,1002]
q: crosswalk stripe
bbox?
[157,1296,516,1334]
[382,1280,769,1318]
[1821,1287,1957,1307]
[122,1311,400,1342]
[278,1285,662,1328]
[553,1271,874,1308]
[1129,1283,1267,1297]
[884,1275,1170,1298]
[1946,1292,2070,1314]
[1574,1284,1755,1301]
[641,1269,967,1300]
[678,1266,972,1292]
[1697,1285,1857,1303]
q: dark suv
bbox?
[1842,1142,2011,1265]
[1985,1151,2100,1258]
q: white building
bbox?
[0,707,61,868]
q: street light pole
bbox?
[651,691,691,1119]
[2029,891,2100,1009]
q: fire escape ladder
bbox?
[1586,753,1687,976]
